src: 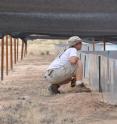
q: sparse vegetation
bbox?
[0,40,117,124]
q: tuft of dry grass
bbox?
[27,39,65,56]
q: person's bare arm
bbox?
[69,56,79,64]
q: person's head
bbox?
[68,36,82,50]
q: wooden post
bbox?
[26,41,27,55]
[24,41,27,57]
[98,55,104,102]
[1,37,4,80]
[93,38,95,51]
[21,39,24,60]
[98,56,102,92]
[17,38,19,61]
[88,45,89,51]
[6,35,9,75]
[103,39,106,51]
[14,38,16,64]
[84,55,86,78]
[24,41,26,57]
[10,36,13,70]
[80,53,81,60]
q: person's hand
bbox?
[69,56,79,64]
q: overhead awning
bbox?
[0,0,117,41]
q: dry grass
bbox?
[27,39,65,56]
[0,40,117,124]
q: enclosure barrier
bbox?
[0,35,28,81]
[80,51,117,105]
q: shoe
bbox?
[48,84,60,95]
[74,83,91,93]
[76,83,86,88]
[70,77,76,87]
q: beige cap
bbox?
[67,36,82,47]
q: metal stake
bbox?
[1,37,4,80]
[6,35,9,75]
[17,38,19,61]
[10,36,13,70]
[84,55,86,78]
[25,41,27,56]
[98,56,104,102]
[93,38,95,51]
[21,39,24,60]
[103,39,106,51]
[14,38,16,64]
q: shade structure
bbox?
[0,0,117,41]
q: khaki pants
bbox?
[45,59,83,85]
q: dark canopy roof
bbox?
[0,0,117,41]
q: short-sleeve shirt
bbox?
[48,48,78,70]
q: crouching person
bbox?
[44,36,86,94]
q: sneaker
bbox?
[48,84,60,95]
[73,83,91,93]
[76,83,86,88]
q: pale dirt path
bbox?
[0,54,117,124]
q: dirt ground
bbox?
[0,45,117,124]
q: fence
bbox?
[0,35,27,81]
[80,51,117,105]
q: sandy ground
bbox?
[0,52,117,124]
